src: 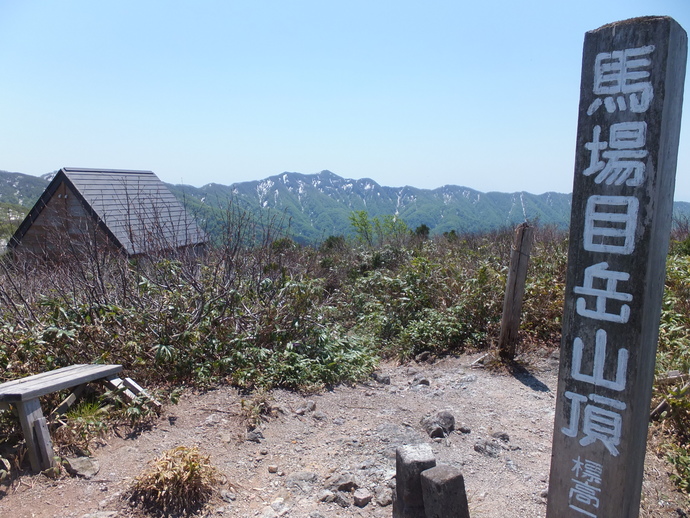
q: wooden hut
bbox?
[7,168,207,259]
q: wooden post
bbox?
[499,222,534,360]
[16,399,45,472]
[33,417,56,470]
[547,17,687,518]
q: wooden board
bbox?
[547,16,687,518]
[0,364,122,402]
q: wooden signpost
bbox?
[499,222,534,360]
[547,17,687,518]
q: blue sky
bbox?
[1,1,689,199]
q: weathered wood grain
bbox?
[547,16,687,518]
[0,364,122,402]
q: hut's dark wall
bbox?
[14,182,113,258]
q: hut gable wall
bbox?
[8,168,207,259]
[13,182,113,257]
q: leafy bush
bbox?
[3,219,690,492]
[654,254,690,491]
[520,234,568,344]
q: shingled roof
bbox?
[9,168,207,256]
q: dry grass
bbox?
[128,446,220,516]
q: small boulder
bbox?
[333,492,352,508]
[375,487,393,507]
[421,410,455,438]
[246,429,264,443]
[411,373,431,387]
[327,473,358,492]
[492,431,510,443]
[220,489,236,502]
[295,400,316,415]
[474,439,502,458]
[65,456,100,479]
[372,372,391,385]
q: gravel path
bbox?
[0,350,686,517]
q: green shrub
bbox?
[2,224,689,492]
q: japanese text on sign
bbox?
[559,43,655,517]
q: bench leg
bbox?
[16,399,52,472]
[34,417,56,470]
[103,376,161,410]
[49,384,87,418]
[123,378,162,409]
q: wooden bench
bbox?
[0,364,159,472]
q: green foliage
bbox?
[672,236,690,256]
[349,210,410,248]
[659,380,690,493]
[655,253,690,492]
[60,400,109,451]
[4,219,690,493]
[0,202,27,241]
[397,305,483,357]
[373,214,410,247]
[657,255,690,376]
[338,233,515,360]
[0,225,569,391]
[520,234,568,344]
[349,210,375,246]
[414,224,430,240]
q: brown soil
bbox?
[0,350,687,517]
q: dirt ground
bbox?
[0,349,687,517]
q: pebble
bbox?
[318,489,335,503]
[474,439,502,458]
[372,372,391,385]
[492,431,510,442]
[220,489,236,502]
[295,400,316,415]
[246,430,264,443]
[375,487,393,507]
[353,488,373,508]
[333,492,352,508]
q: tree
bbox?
[349,211,374,246]
[415,224,430,240]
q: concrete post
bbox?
[393,444,436,518]
[420,464,471,518]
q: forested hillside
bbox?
[166,170,574,241]
[3,168,690,244]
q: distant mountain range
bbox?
[2,169,690,244]
[165,170,576,241]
